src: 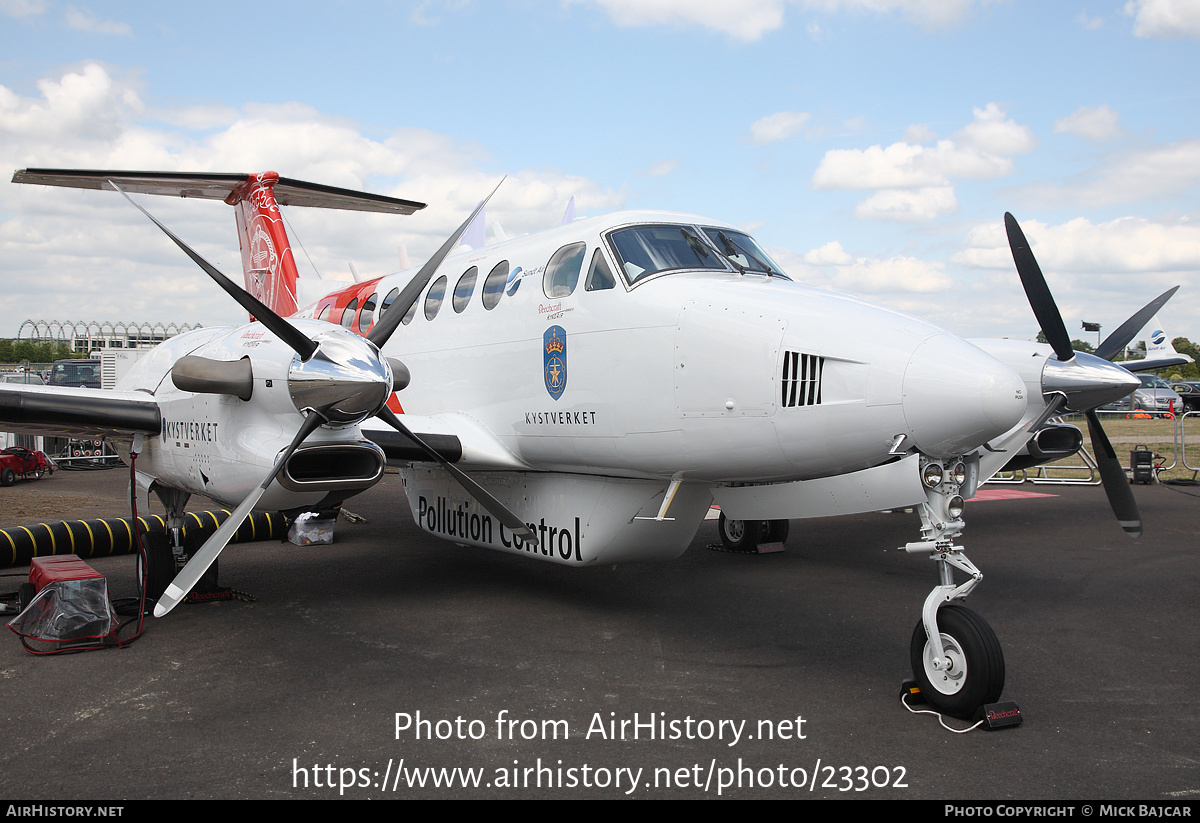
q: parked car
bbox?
[0,447,56,485]
[1169,381,1200,413]
[0,371,46,385]
[1102,373,1186,413]
[47,359,100,389]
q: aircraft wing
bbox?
[1118,355,1192,373]
[361,412,529,471]
[0,384,160,439]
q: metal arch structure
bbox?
[16,318,203,350]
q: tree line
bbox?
[0,339,84,364]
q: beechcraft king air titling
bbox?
[0,167,1159,720]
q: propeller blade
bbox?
[368,179,504,350]
[111,182,318,361]
[376,406,538,546]
[153,412,325,617]
[1084,410,1142,538]
[1005,213,1075,364]
[1094,286,1179,362]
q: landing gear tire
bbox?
[763,519,789,544]
[718,514,763,552]
[910,604,1005,720]
[137,531,176,606]
[183,526,219,590]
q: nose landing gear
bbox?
[903,456,1006,720]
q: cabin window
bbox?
[453,266,478,313]
[482,260,508,310]
[424,276,447,321]
[543,242,586,298]
[317,303,331,323]
[376,287,400,325]
[607,224,727,284]
[340,298,359,330]
[358,293,377,333]
[585,249,615,291]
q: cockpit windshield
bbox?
[607,225,728,283]
[606,223,788,284]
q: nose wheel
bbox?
[910,604,1005,719]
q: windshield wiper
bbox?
[717,230,777,275]
[680,227,719,265]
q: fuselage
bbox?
[300,210,1026,484]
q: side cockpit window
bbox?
[543,242,586,298]
[585,248,615,291]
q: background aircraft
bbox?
[0,169,1150,720]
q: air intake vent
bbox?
[781,352,823,408]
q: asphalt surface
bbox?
[0,466,1197,800]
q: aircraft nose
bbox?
[902,334,1027,458]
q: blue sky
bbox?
[1,0,1198,347]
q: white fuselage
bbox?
[344,211,1025,482]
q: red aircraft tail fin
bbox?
[226,172,300,318]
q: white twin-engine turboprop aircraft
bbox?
[2,168,1158,720]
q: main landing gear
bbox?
[138,486,224,607]
[717,513,789,552]
[903,456,1005,720]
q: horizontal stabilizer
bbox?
[12,169,426,215]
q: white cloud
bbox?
[577,0,978,41]
[799,241,952,293]
[903,124,937,143]
[953,215,1200,274]
[580,0,786,41]
[803,240,853,266]
[1125,0,1200,39]
[812,104,1030,192]
[64,6,132,35]
[1054,105,1123,141]
[798,0,976,29]
[957,102,1035,155]
[831,254,953,293]
[0,63,143,144]
[853,186,958,221]
[810,104,1031,221]
[812,141,935,189]
[640,158,678,176]
[1076,11,1104,30]
[0,0,44,17]
[1023,138,1200,208]
[749,111,811,144]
